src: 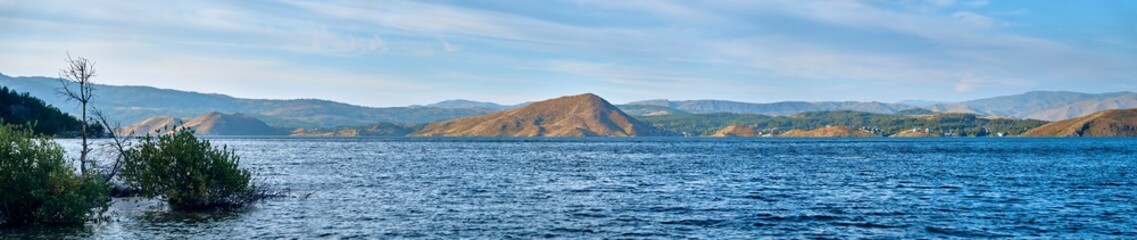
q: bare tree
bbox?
[58,54,96,174]
[92,108,132,183]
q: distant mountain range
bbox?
[625,91,1137,121]
[0,74,490,128]
[926,91,1137,121]
[897,100,944,107]
[3,72,1135,130]
[422,98,520,110]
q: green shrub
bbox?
[0,123,108,226]
[122,127,258,210]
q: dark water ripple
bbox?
[5,137,1137,239]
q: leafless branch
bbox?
[93,108,133,183]
[57,54,96,104]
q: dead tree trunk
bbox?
[58,54,96,175]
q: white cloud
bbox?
[436,35,460,52]
[952,11,996,28]
[954,74,989,92]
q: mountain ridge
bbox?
[5,72,1136,129]
[0,74,490,128]
[926,91,1136,121]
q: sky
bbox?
[1,0,1134,107]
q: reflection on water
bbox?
[3,137,1136,238]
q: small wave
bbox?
[549,227,596,234]
[925,226,1014,238]
[620,232,673,238]
[832,221,906,229]
[569,212,608,218]
[646,206,692,213]
[759,214,843,222]
[660,219,726,226]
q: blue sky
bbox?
[1,0,1134,107]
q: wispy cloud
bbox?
[436,34,460,53]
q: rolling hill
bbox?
[708,125,763,137]
[412,93,668,137]
[1020,108,1137,137]
[779,126,879,137]
[123,112,284,135]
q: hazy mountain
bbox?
[625,99,916,116]
[926,91,1137,121]
[1021,108,1137,137]
[425,99,509,110]
[616,104,690,116]
[123,112,284,135]
[412,93,669,137]
[897,100,944,107]
[1024,93,1137,121]
[0,73,490,128]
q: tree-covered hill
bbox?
[637,110,1049,137]
[0,86,98,136]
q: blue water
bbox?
[5,137,1137,238]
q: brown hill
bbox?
[1021,108,1137,137]
[411,93,667,137]
[891,129,942,137]
[119,116,180,135]
[122,112,283,135]
[779,125,879,137]
[708,125,763,137]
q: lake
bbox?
[4,137,1136,238]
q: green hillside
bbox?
[638,110,1048,137]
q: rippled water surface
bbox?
[5,137,1137,238]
